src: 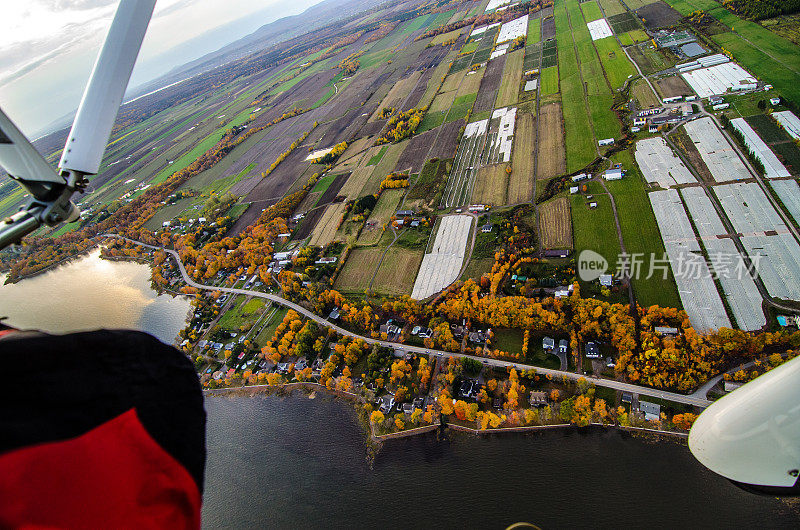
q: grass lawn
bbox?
[217,296,267,333]
[492,328,524,354]
[254,308,287,346]
[570,192,621,268]
[606,150,682,308]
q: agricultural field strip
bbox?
[648,189,731,331]
[714,182,800,301]
[496,14,529,44]
[491,44,509,60]
[683,117,750,182]
[680,187,766,331]
[773,111,800,141]
[634,137,695,188]
[411,215,473,300]
[539,198,573,249]
[680,62,756,99]
[490,107,517,163]
[485,0,512,12]
[770,179,800,227]
[441,119,488,208]
[730,118,791,179]
[471,22,501,37]
[586,18,612,41]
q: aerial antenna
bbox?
[0,0,157,248]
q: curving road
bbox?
[103,235,712,408]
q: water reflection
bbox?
[0,249,190,343]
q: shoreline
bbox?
[204,383,691,442]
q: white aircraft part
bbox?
[60,0,157,175]
[0,107,64,185]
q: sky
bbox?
[0,0,319,137]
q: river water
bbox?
[0,249,190,344]
[204,394,797,529]
[1,252,796,527]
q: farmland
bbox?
[536,104,566,178]
[508,112,536,204]
[18,0,800,375]
[539,197,573,249]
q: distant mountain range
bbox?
[132,0,387,95]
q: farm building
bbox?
[604,168,623,180]
[639,401,661,422]
[543,249,571,258]
[598,138,614,147]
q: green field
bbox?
[606,150,682,308]
[556,2,597,171]
[446,93,477,122]
[460,41,479,55]
[418,111,447,133]
[580,0,603,22]
[570,193,621,268]
[540,66,559,96]
[528,17,541,43]
[593,36,635,89]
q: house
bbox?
[570,186,579,194]
[558,339,568,355]
[379,395,395,414]
[662,96,683,104]
[598,138,614,147]
[544,249,570,258]
[542,337,555,351]
[654,326,679,336]
[589,202,598,209]
[481,224,493,233]
[277,362,290,374]
[529,391,548,407]
[328,308,340,320]
[555,289,570,298]
[630,126,641,133]
[633,117,646,127]
[709,95,724,105]
[402,403,415,415]
[599,274,613,287]
[295,358,308,371]
[571,173,589,182]
[639,400,661,422]
[468,204,488,212]
[585,341,600,359]
[712,103,730,111]
[621,392,633,404]
[316,257,338,265]
[604,168,623,180]
[770,97,781,106]
[396,210,414,218]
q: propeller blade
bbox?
[0,107,64,185]
[59,0,156,176]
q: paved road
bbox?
[103,235,713,408]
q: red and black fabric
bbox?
[0,329,206,528]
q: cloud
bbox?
[43,0,117,9]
